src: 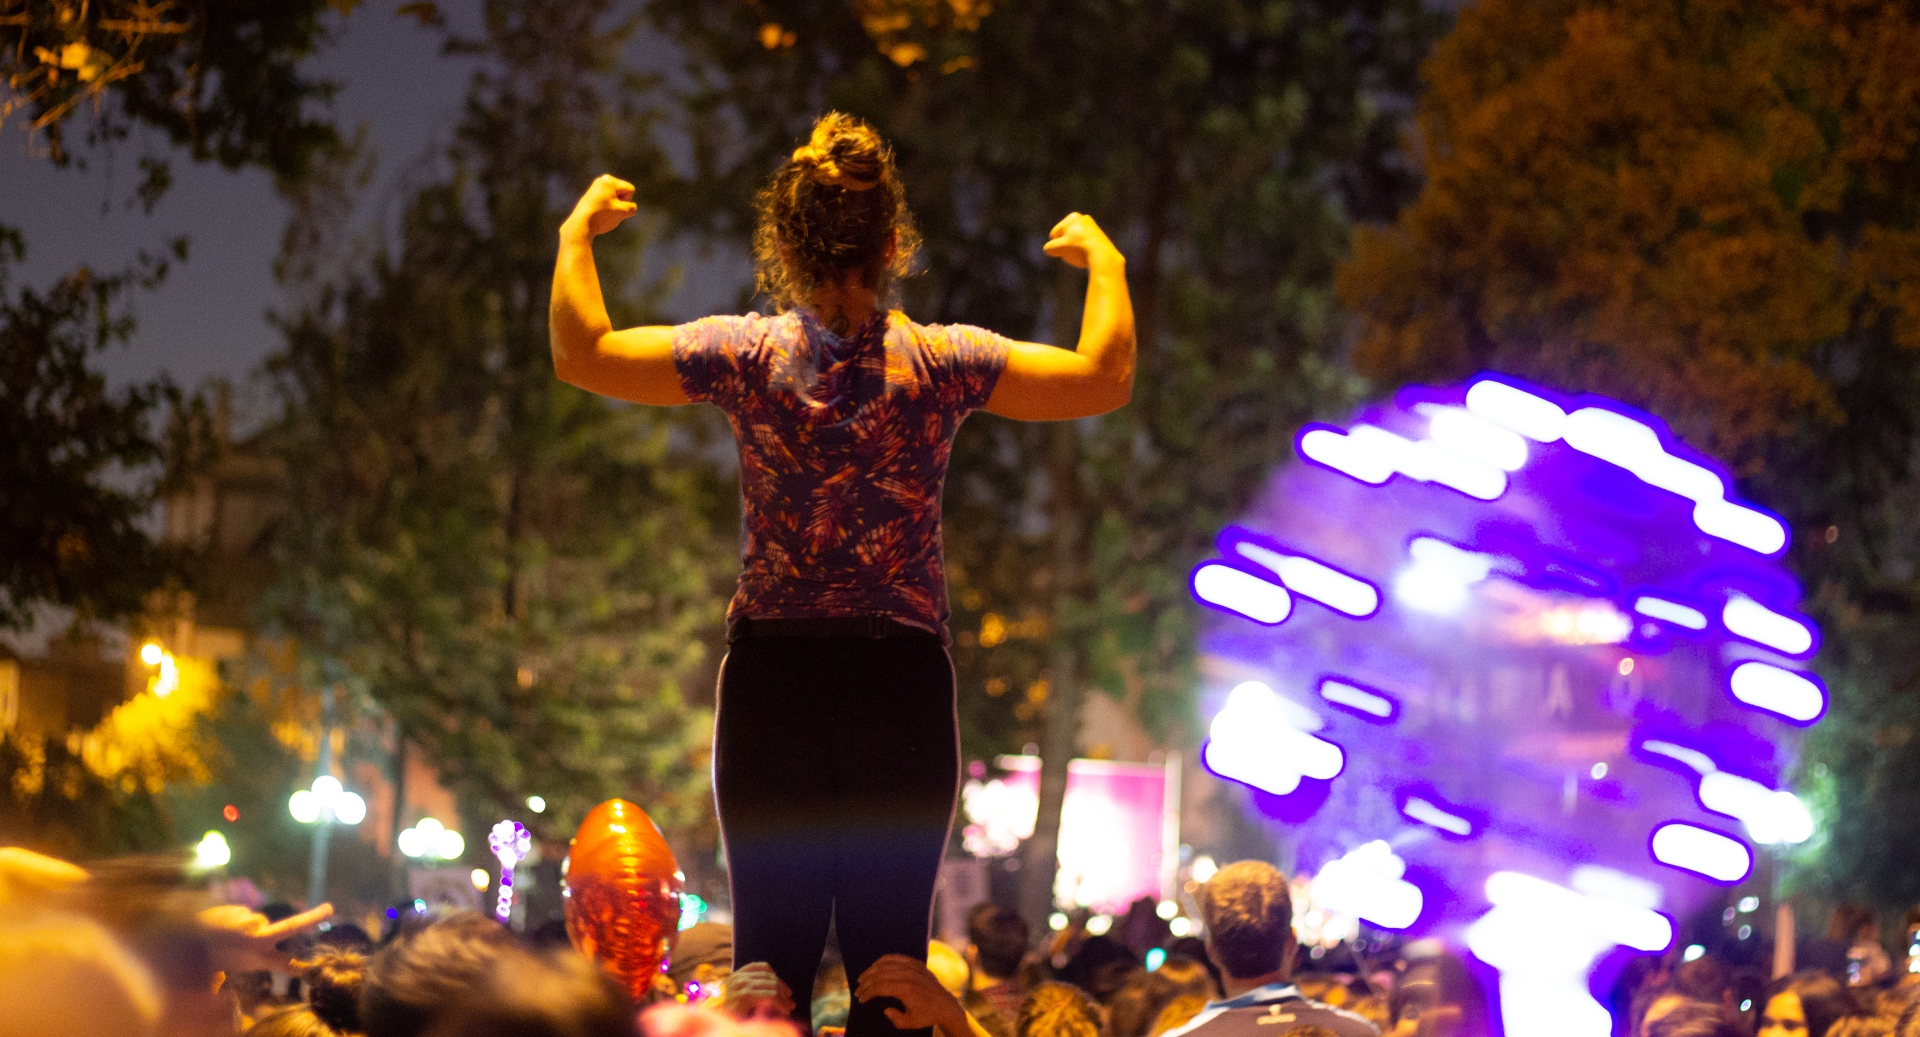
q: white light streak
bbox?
[1651,823,1751,883]
[1728,662,1826,723]
[1299,427,1395,484]
[1697,772,1814,846]
[1192,564,1293,625]
[1640,740,1716,774]
[1693,499,1788,555]
[1395,538,1495,616]
[1234,543,1380,617]
[1319,679,1395,718]
[1722,596,1814,655]
[1425,406,1530,471]
[1401,796,1474,837]
[1563,408,1667,471]
[1299,424,1507,500]
[1465,380,1568,442]
[1633,596,1708,630]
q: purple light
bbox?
[1202,682,1344,796]
[1218,528,1381,618]
[1190,563,1292,625]
[1726,662,1827,725]
[489,820,533,922]
[1396,786,1483,840]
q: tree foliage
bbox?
[1336,0,1920,465]
[262,0,736,846]
[0,226,187,630]
[2,0,343,189]
[641,0,1439,911]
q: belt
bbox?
[726,615,942,643]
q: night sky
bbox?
[2,2,739,418]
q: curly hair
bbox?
[752,111,922,312]
[1016,982,1104,1037]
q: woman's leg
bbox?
[827,637,960,1037]
[713,640,838,1031]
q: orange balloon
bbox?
[565,798,684,1000]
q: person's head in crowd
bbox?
[1194,861,1294,990]
[1149,957,1218,1004]
[1646,1000,1743,1037]
[668,922,733,1002]
[813,960,850,1033]
[1636,986,1693,1037]
[968,904,1032,983]
[299,945,368,1036]
[1017,982,1105,1037]
[929,941,971,999]
[1343,995,1389,1029]
[1147,995,1207,1037]
[1833,906,1882,947]
[361,910,519,1037]
[1109,958,1221,1037]
[1290,972,1341,1006]
[1828,1017,1898,1037]
[1673,955,1733,1010]
[641,1002,801,1037]
[0,910,162,1037]
[423,947,635,1037]
[1106,970,1158,1037]
[317,923,375,955]
[251,1005,347,1037]
[1060,935,1137,1003]
[1389,952,1491,1037]
[1763,971,1865,1037]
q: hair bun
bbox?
[791,112,882,191]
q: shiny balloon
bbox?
[565,799,684,1000]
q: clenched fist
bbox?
[564,174,640,239]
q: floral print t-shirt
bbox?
[673,308,1010,638]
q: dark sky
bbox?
[2,1,741,417]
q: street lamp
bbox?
[290,775,368,826]
[399,816,465,863]
[291,771,365,906]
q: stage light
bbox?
[223,804,240,822]
[1425,406,1529,471]
[1203,683,1343,795]
[1738,896,1759,913]
[1401,796,1475,837]
[313,775,343,800]
[1394,537,1493,616]
[193,830,231,870]
[289,789,320,824]
[1722,596,1814,655]
[490,820,533,921]
[1591,762,1608,780]
[1299,426,1396,484]
[1683,944,1705,962]
[1697,772,1813,846]
[680,893,708,931]
[1191,564,1292,624]
[471,868,490,890]
[140,642,165,666]
[1693,499,1788,555]
[1168,917,1192,937]
[1190,856,1217,883]
[1633,596,1708,630]
[1084,914,1112,936]
[526,795,546,813]
[1235,543,1380,617]
[1650,823,1752,884]
[1048,912,1068,932]
[1145,948,1167,972]
[1537,602,1632,645]
[1465,379,1567,441]
[1727,662,1826,723]
[1319,679,1397,721]
[1156,900,1178,920]
[1311,841,1423,931]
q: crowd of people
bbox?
[5,845,1920,1037]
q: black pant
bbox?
[713,635,960,1037]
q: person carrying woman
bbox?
[549,112,1134,1037]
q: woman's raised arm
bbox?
[549,175,691,406]
[982,212,1136,421]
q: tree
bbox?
[262,0,736,852]
[1334,0,1920,910]
[0,226,184,630]
[2,0,350,630]
[640,0,1439,919]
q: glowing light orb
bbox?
[1189,372,1822,1035]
